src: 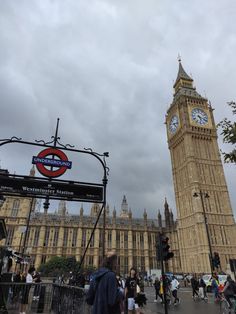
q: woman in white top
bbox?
[19,267,34,314]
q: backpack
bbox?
[86,271,110,305]
[229,280,236,294]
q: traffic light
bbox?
[213,252,220,269]
[162,236,174,261]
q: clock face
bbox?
[169,115,179,134]
[191,108,208,125]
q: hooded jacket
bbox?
[88,267,122,314]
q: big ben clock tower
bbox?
[166,59,236,273]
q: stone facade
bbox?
[166,60,236,273]
[0,195,179,274]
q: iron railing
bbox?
[0,282,91,314]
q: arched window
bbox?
[11,199,20,217]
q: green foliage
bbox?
[38,256,76,276]
[217,101,236,163]
[37,255,96,277]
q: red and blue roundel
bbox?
[32,148,72,178]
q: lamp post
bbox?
[0,195,5,208]
[193,191,213,273]
[21,198,35,257]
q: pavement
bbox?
[142,286,220,314]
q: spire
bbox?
[121,195,128,212]
[128,208,132,219]
[143,208,147,220]
[80,204,83,217]
[164,197,169,212]
[174,59,193,84]
[170,209,174,226]
[164,198,170,228]
[172,58,205,102]
[113,206,116,218]
[29,165,35,177]
[158,210,162,228]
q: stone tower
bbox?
[120,195,129,218]
[165,59,236,273]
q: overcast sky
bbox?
[0,0,235,219]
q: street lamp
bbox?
[18,226,27,253]
[193,191,213,273]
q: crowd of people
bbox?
[86,251,147,314]
[2,249,236,314]
[11,267,42,314]
[86,251,236,314]
[153,275,180,305]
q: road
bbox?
[143,286,220,314]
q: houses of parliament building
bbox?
[0,60,236,274]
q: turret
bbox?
[120,195,129,218]
[143,208,147,221]
[164,198,170,228]
[29,165,35,177]
[90,203,100,217]
[158,210,162,228]
[112,207,116,224]
[58,200,66,215]
[128,208,132,220]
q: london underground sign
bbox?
[32,148,72,178]
[0,118,108,204]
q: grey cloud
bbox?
[0,0,235,218]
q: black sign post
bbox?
[0,118,109,270]
[0,174,104,202]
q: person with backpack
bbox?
[211,273,220,301]
[125,268,141,314]
[223,275,236,308]
[86,251,122,314]
[170,276,180,305]
[191,274,199,299]
[199,275,207,300]
[154,277,163,303]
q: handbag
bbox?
[136,284,141,294]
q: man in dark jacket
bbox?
[87,251,122,314]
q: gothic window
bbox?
[6,226,14,245]
[89,231,94,247]
[140,233,144,249]
[132,232,136,249]
[141,256,145,271]
[107,230,112,249]
[124,231,128,249]
[120,256,124,274]
[63,228,68,247]
[82,229,87,248]
[41,255,46,264]
[148,234,152,249]
[72,228,77,247]
[116,231,120,249]
[53,227,59,247]
[88,256,94,266]
[44,227,50,246]
[33,227,40,246]
[11,199,20,217]
[98,230,103,248]
[124,257,128,275]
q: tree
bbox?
[37,255,96,277]
[217,101,236,163]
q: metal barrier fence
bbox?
[0,282,91,314]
